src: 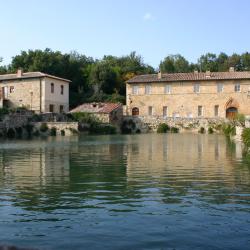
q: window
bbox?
[217,83,223,93]
[163,106,168,117]
[198,105,203,117]
[234,83,240,92]
[60,105,64,113]
[10,86,14,93]
[148,106,153,116]
[194,83,200,93]
[165,84,171,94]
[51,83,54,93]
[214,105,219,117]
[61,85,64,95]
[145,84,151,94]
[132,85,139,95]
[49,104,54,112]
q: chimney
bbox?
[205,70,211,78]
[194,70,199,74]
[157,71,162,79]
[17,69,23,77]
[229,67,235,72]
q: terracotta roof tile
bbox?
[0,72,71,82]
[127,71,250,83]
[70,102,122,114]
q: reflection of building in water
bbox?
[126,134,240,179]
[0,143,70,189]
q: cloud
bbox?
[143,13,153,21]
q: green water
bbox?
[0,134,249,250]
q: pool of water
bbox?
[0,134,249,249]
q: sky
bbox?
[0,0,250,68]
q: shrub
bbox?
[90,124,116,134]
[222,123,236,137]
[61,130,65,136]
[208,127,214,134]
[16,127,23,138]
[242,128,250,148]
[234,113,245,126]
[157,123,170,133]
[170,127,179,133]
[7,128,16,138]
[24,123,34,136]
[50,127,57,136]
[40,122,48,132]
[198,127,205,134]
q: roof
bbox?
[0,72,71,83]
[70,102,122,114]
[127,71,250,83]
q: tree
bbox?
[198,53,218,72]
[159,54,190,73]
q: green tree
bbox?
[159,54,190,73]
[198,53,218,72]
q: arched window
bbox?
[132,107,139,116]
[51,83,54,93]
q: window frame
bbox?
[148,106,153,116]
[49,104,54,113]
[145,84,151,95]
[193,83,200,93]
[61,85,64,95]
[165,84,171,94]
[217,83,223,93]
[51,83,54,94]
[234,83,241,92]
[198,105,203,117]
[214,105,219,117]
[163,106,168,117]
[10,86,14,93]
[132,85,139,95]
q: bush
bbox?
[50,127,57,136]
[0,107,9,121]
[7,128,16,138]
[208,127,214,134]
[222,123,236,137]
[234,113,245,126]
[198,127,205,134]
[90,124,116,134]
[170,127,179,133]
[242,128,250,148]
[157,123,170,133]
[40,122,48,132]
[24,123,34,136]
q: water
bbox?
[0,134,249,250]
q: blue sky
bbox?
[0,0,250,68]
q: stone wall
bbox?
[123,115,226,133]
[33,122,78,136]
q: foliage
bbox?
[170,127,179,133]
[233,113,245,126]
[121,119,136,134]
[89,124,116,134]
[0,107,9,121]
[242,128,250,148]
[40,122,48,132]
[222,123,236,137]
[208,127,214,134]
[157,123,170,133]
[160,54,190,73]
[198,127,205,134]
[50,127,57,136]
[70,112,99,125]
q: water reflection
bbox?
[0,134,249,250]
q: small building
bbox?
[0,69,71,113]
[126,68,250,119]
[70,102,123,126]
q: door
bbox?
[226,107,238,119]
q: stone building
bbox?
[70,102,123,126]
[126,68,250,119]
[0,69,70,113]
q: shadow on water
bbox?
[0,134,250,249]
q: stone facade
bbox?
[0,70,70,113]
[126,71,250,119]
[123,116,225,133]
